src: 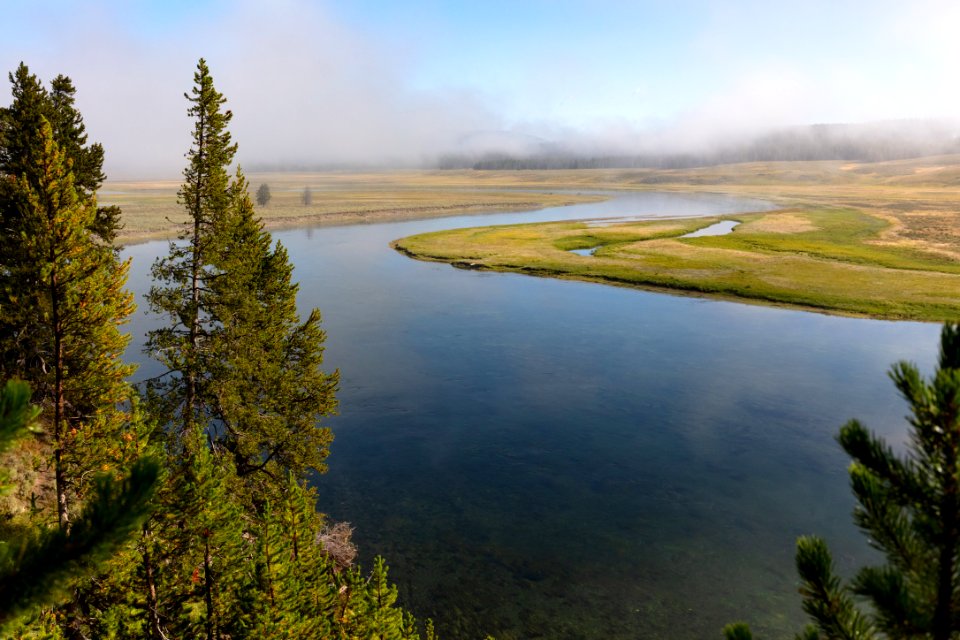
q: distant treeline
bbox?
[437,121,960,170]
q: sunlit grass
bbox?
[392,207,960,321]
[102,171,604,242]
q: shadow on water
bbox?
[122,192,938,640]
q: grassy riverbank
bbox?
[103,172,604,242]
[106,161,960,320]
[392,206,960,321]
[380,156,960,321]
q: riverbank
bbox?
[392,206,960,322]
[107,163,960,320]
[108,159,960,255]
[103,172,606,243]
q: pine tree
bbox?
[1,118,135,528]
[144,58,339,638]
[147,60,336,488]
[207,170,337,495]
[0,63,120,247]
[252,477,337,637]
[726,323,960,640]
[146,58,237,442]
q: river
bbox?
[121,191,939,639]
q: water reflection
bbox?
[121,192,938,640]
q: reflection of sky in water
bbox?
[121,193,939,640]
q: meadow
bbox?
[102,171,603,241]
[105,158,960,320]
[383,156,960,321]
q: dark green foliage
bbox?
[138,59,425,640]
[252,477,337,636]
[0,457,158,630]
[166,428,252,639]
[147,61,336,492]
[0,380,158,632]
[794,536,874,639]
[1,117,135,528]
[722,622,754,640]
[0,63,119,243]
[0,65,135,531]
[255,182,271,206]
[207,170,337,493]
[146,58,237,440]
[0,60,439,640]
[727,323,960,640]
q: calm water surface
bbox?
[122,192,939,640]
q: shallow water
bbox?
[681,219,740,238]
[122,192,937,640]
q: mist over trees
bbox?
[436,120,960,170]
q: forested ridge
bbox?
[0,59,444,639]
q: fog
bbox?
[3,0,959,177]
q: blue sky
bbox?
[2,0,957,175]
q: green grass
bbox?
[392,207,960,321]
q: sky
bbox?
[2,0,959,177]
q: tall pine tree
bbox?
[147,59,336,489]
[207,170,337,496]
[143,58,340,639]
[146,58,237,442]
[1,117,135,528]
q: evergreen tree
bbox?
[255,182,271,207]
[147,60,336,488]
[207,170,337,494]
[144,58,339,638]
[176,428,253,640]
[146,57,237,440]
[0,63,120,246]
[252,477,337,637]
[1,118,135,528]
[726,323,960,640]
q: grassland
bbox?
[103,172,604,242]
[107,158,960,319]
[390,156,960,321]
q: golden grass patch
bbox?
[737,213,818,234]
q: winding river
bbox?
[121,192,939,640]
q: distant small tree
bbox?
[256,182,271,207]
[302,185,312,206]
[725,323,960,640]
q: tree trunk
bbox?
[142,524,164,640]
[933,438,958,640]
[51,241,69,531]
[203,532,216,640]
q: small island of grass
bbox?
[392,206,960,321]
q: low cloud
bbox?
[2,0,958,177]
